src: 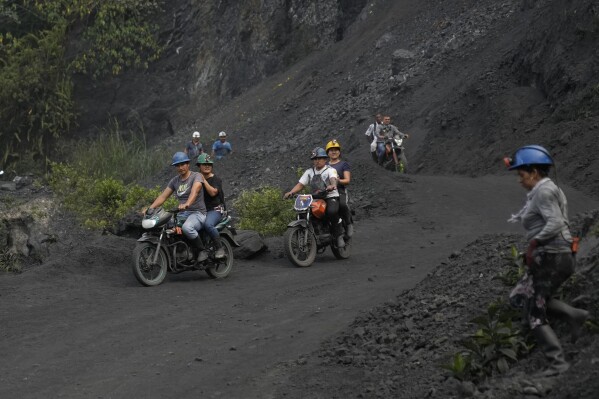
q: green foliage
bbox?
[49,162,176,229]
[0,0,163,169]
[234,186,295,236]
[68,118,168,184]
[496,245,526,286]
[443,300,531,381]
[0,248,21,273]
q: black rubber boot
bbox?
[191,236,208,262]
[533,325,570,377]
[213,238,225,259]
[547,299,589,343]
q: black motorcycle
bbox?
[382,136,407,173]
[132,208,238,286]
[283,194,351,267]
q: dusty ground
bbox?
[1,0,599,398]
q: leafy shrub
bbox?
[443,300,531,381]
[0,248,21,273]
[496,245,525,286]
[49,162,176,229]
[234,186,295,236]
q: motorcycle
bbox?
[132,208,239,286]
[382,135,407,173]
[283,194,351,267]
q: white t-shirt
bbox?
[299,166,339,198]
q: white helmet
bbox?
[192,131,200,138]
[218,131,227,138]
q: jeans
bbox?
[376,142,386,164]
[181,211,207,239]
[203,209,223,240]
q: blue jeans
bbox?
[376,142,386,164]
[181,211,207,239]
[203,209,223,240]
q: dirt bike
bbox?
[283,194,351,267]
[132,208,239,286]
[382,136,407,173]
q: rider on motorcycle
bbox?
[377,116,409,166]
[147,152,209,262]
[196,153,226,259]
[283,147,345,248]
[326,139,353,238]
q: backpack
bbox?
[310,167,329,199]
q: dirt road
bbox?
[1,174,596,399]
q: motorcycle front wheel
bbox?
[284,226,317,267]
[132,242,169,286]
[331,239,351,259]
[205,238,234,279]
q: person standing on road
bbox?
[326,139,354,238]
[365,113,383,162]
[212,131,233,160]
[147,152,209,262]
[283,147,345,248]
[196,153,226,259]
[184,131,204,160]
[505,144,589,377]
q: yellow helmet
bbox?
[325,139,341,153]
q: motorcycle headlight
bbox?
[142,218,157,229]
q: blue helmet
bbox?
[171,151,190,166]
[310,147,328,159]
[504,145,553,170]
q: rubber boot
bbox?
[547,299,589,343]
[191,236,209,262]
[533,325,570,377]
[335,220,345,248]
[213,239,225,259]
[345,224,354,238]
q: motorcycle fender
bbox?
[287,219,308,228]
[137,233,160,245]
[220,229,241,247]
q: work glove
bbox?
[525,239,538,267]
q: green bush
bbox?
[234,186,295,236]
[0,248,21,273]
[49,162,176,229]
[442,300,531,382]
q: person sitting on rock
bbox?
[211,131,233,160]
[283,147,345,248]
[196,153,225,259]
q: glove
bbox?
[525,239,538,266]
[146,207,155,216]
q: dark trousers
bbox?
[338,189,352,225]
[325,197,343,238]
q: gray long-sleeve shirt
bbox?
[522,178,572,252]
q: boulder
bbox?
[233,229,266,259]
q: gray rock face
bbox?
[74,0,367,139]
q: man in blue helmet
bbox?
[504,145,588,377]
[283,147,345,248]
[147,152,209,262]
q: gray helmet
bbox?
[310,147,328,159]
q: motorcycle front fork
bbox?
[152,228,166,264]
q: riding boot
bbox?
[547,299,589,343]
[213,238,225,259]
[334,220,345,247]
[533,325,570,377]
[191,236,209,262]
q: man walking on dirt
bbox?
[365,113,383,163]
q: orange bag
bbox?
[310,199,327,219]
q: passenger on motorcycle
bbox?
[147,152,209,262]
[196,153,226,259]
[283,147,346,248]
[326,139,354,238]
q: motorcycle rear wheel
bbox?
[284,226,317,267]
[205,238,234,279]
[132,242,168,286]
